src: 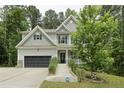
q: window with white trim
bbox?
[58,35,68,44]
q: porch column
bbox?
[66,50,68,63]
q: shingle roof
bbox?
[20,29,56,34]
[43,29,56,33]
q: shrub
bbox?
[93,50,114,72]
[48,57,58,74]
[68,59,77,73]
[75,68,86,82]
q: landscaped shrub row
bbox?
[48,57,58,74]
[68,59,87,82]
[68,59,77,73]
[75,68,86,82]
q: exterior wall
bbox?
[17,16,77,67]
[18,48,57,67]
[64,19,76,32]
[47,33,57,44]
[22,30,53,46]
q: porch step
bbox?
[56,64,72,76]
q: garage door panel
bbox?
[24,56,51,67]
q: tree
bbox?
[27,6,41,29]
[65,8,77,18]
[0,21,7,65]
[41,9,60,29]
[58,12,65,23]
[72,6,118,74]
[102,5,124,76]
[3,5,29,66]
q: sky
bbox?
[36,5,84,15]
[0,5,83,16]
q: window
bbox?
[34,34,42,40]
[58,35,68,44]
[70,20,73,23]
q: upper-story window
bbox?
[70,20,73,23]
[34,34,42,40]
[58,35,68,44]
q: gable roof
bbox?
[55,15,77,32]
[16,25,57,48]
[55,23,70,32]
[63,15,77,25]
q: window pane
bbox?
[37,35,40,40]
[58,35,68,44]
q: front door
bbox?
[60,53,65,63]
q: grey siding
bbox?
[64,18,76,32]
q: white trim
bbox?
[23,59,25,68]
[16,25,57,48]
[17,45,73,49]
[66,49,68,63]
[55,23,70,32]
[18,46,57,49]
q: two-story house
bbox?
[16,15,77,68]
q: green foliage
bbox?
[48,57,58,74]
[65,8,77,18]
[41,72,124,88]
[93,50,114,72]
[2,5,29,66]
[0,22,7,64]
[4,6,29,31]
[27,5,41,29]
[41,9,60,29]
[68,59,77,73]
[72,5,118,73]
[58,12,65,23]
[75,68,86,82]
[102,5,124,76]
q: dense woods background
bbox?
[0,5,123,76]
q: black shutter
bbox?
[40,34,42,40]
[58,35,60,43]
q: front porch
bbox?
[57,50,72,64]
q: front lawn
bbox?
[40,73,124,88]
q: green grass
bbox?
[40,73,124,88]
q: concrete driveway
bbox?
[0,68,48,88]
